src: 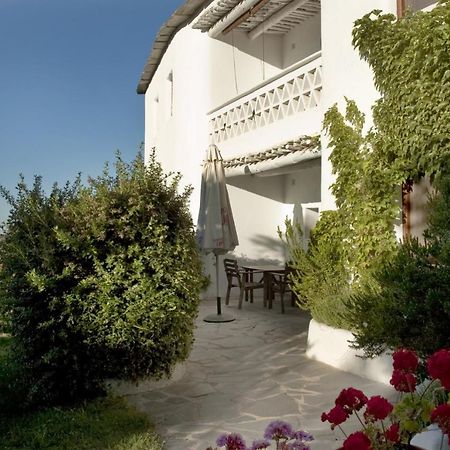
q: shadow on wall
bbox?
[229,233,286,268]
[217,30,283,71]
[227,173,285,202]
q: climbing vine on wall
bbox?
[353,1,450,177]
[287,0,450,329]
[323,101,399,275]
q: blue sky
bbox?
[0,0,183,222]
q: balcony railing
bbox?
[209,51,322,143]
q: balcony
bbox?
[209,51,322,143]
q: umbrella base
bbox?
[203,313,235,323]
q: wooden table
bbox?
[241,264,286,309]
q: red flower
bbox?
[392,349,419,373]
[430,404,450,444]
[342,432,373,450]
[427,349,450,390]
[363,396,393,422]
[390,369,417,392]
[335,388,368,413]
[384,423,400,443]
[321,405,349,429]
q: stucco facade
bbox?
[139,0,435,297]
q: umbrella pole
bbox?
[203,253,235,323]
[216,253,221,315]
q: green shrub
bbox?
[60,152,203,381]
[0,151,203,407]
[345,173,450,357]
[0,336,29,414]
[0,176,100,407]
[280,215,351,329]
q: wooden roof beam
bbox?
[248,0,310,40]
[208,0,271,38]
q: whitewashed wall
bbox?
[282,13,321,68]
[144,0,413,299]
[145,27,210,218]
[209,31,283,109]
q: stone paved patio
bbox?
[125,296,394,450]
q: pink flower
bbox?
[384,423,400,443]
[430,404,450,444]
[390,369,416,392]
[342,432,373,450]
[427,349,450,390]
[321,405,349,429]
[335,387,368,413]
[363,396,393,422]
[392,348,419,373]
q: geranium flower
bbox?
[390,369,416,392]
[364,396,393,422]
[335,387,368,413]
[342,431,373,450]
[263,420,293,440]
[392,348,419,373]
[216,433,247,450]
[430,403,450,444]
[427,349,450,389]
[384,422,400,443]
[321,404,349,429]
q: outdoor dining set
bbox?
[223,258,296,314]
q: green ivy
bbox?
[323,101,399,275]
[286,1,450,329]
[353,1,450,178]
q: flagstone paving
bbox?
[125,296,395,450]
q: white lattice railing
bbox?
[209,51,322,143]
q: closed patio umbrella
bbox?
[197,144,239,323]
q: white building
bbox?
[137,0,435,298]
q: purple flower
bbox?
[215,433,247,450]
[291,431,314,442]
[217,434,228,447]
[286,442,311,450]
[249,439,271,450]
[264,420,294,440]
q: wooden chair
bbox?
[223,258,264,309]
[269,266,297,314]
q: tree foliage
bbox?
[0,152,203,408]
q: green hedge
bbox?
[0,152,203,408]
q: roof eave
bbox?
[137,0,212,95]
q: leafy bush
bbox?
[280,215,351,329]
[345,173,450,357]
[0,151,203,407]
[0,176,98,407]
[0,336,29,414]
